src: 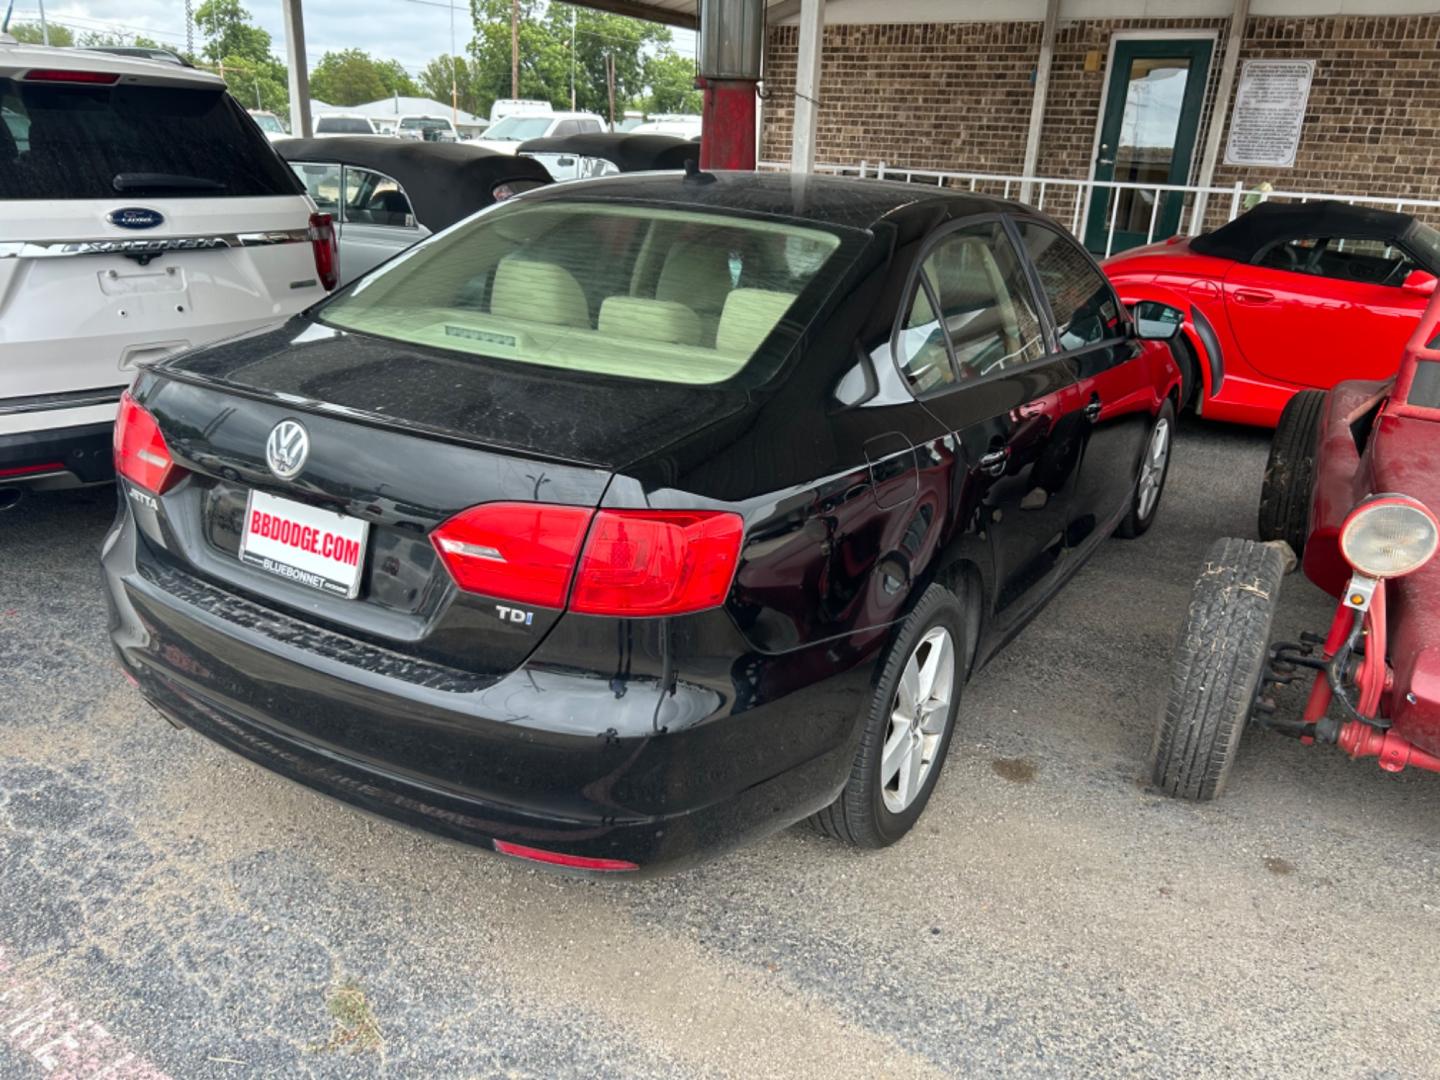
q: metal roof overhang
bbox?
[557,0,803,32]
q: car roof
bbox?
[1191,199,1419,262]
[276,136,553,229]
[0,41,221,86]
[517,131,695,172]
[516,169,1033,233]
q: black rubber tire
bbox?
[1150,537,1287,801]
[810,584,966,848]
[1169,333,1199,411]
[1116,399,1177,539]
[1258,389,1325,557]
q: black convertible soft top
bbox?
[276,137,553,230]
[1191,199,1418,262]
[515,131,697,173]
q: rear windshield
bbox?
[0,78,301,200]
[484,115,554,141]
[321,200,854,385]
[316,116,373,134]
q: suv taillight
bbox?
[114,392,183,494]
[430,504,743,617]
[309,212,338,291]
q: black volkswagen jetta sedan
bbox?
[105,171,1181,875]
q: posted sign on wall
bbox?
[1223,59,1316,168]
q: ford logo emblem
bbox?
[107,207,165,230]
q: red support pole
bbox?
[698,77,758,171]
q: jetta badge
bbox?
[107,207,165,230]
[265,419,309,480]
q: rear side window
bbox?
[1257,234,1416,286]
[0,77,300,200]
[1017,222,1122,351]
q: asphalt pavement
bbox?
[2,417,1436,1079]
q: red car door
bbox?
[1222,235,1428,388]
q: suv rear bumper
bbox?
[102,512,867,875]
[0,421,115,487]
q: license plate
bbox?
[239,489,369,598]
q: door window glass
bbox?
[897,278,954,392]
[1018,223,1123,350]
[1257,235,1416,286]
[901,221,1047,384]
[1109,56,1191,235]
[343,167,415,227]
[291,161,341,215]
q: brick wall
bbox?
[763,14,1440,230]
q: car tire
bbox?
[1150,537,1287,801]
[810,584,966,848]
[1257,389,1325,558]
[1169,334,1198,410]
[1116,399,1176,539]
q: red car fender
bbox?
[1113,282,1208,403]
[1301,378,1390,598]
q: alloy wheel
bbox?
[881,626,956,814]
[1138,417,1171,520]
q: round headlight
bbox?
[1339,495,1440,579]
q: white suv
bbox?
[476,111,604,155]
[0,40,336,492]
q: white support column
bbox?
[1019,0,1060,204]
[281,0,312,139]
[1189,0,1249,233]
[789,0,824,174]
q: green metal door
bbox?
[1084,38,1213,255]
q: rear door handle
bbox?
[1084,398,1103,421]
[1233,289,1274,305]
[978,449,1008,476]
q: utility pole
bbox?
[185,0,194,58]
[569,7,576,111]
[605,52,615,131]
[36,0,49,45]
[449,0,457,124]
[510,0,519,99]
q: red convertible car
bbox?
[1151,290,1440,800]
[1105,201,1440,426]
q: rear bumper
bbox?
[0,420,115,487]
[102,513,869,875]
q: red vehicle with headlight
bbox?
[1151,291,1440,799]
[1103,200,1440,426]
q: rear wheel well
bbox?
[932,560,983,678]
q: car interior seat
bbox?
[598,296,702,346]
[656,241,734,344]
[366,190,414,228]
[490,259,590,328]
[715,289,795,357]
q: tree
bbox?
[193,0,273,65]
[310,49,418,107]
[420,55,482,117]
[7,22,76,46]
[466,0,669,120]
[641,48,700,114]
[76,31,166,49]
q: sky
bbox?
[13,0,696,83]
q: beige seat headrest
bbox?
[491,259,589,328]
[715,288,796,356]
[656,241,733,318]
[598,296,702,346]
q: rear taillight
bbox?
[430,503,743,616]
[431,502,592,608]
[23,68,121,84]
[114,392,183,494]
[571,510,743,616]
[309,212,338,290]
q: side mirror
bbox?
[1404,269,1437,296]
[1130,300,1184,341]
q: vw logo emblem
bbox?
[265,419,309,480]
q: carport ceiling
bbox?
[564,0,804,33]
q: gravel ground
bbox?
[1,418,1437,1079]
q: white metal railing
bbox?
[757,159,1440,257]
